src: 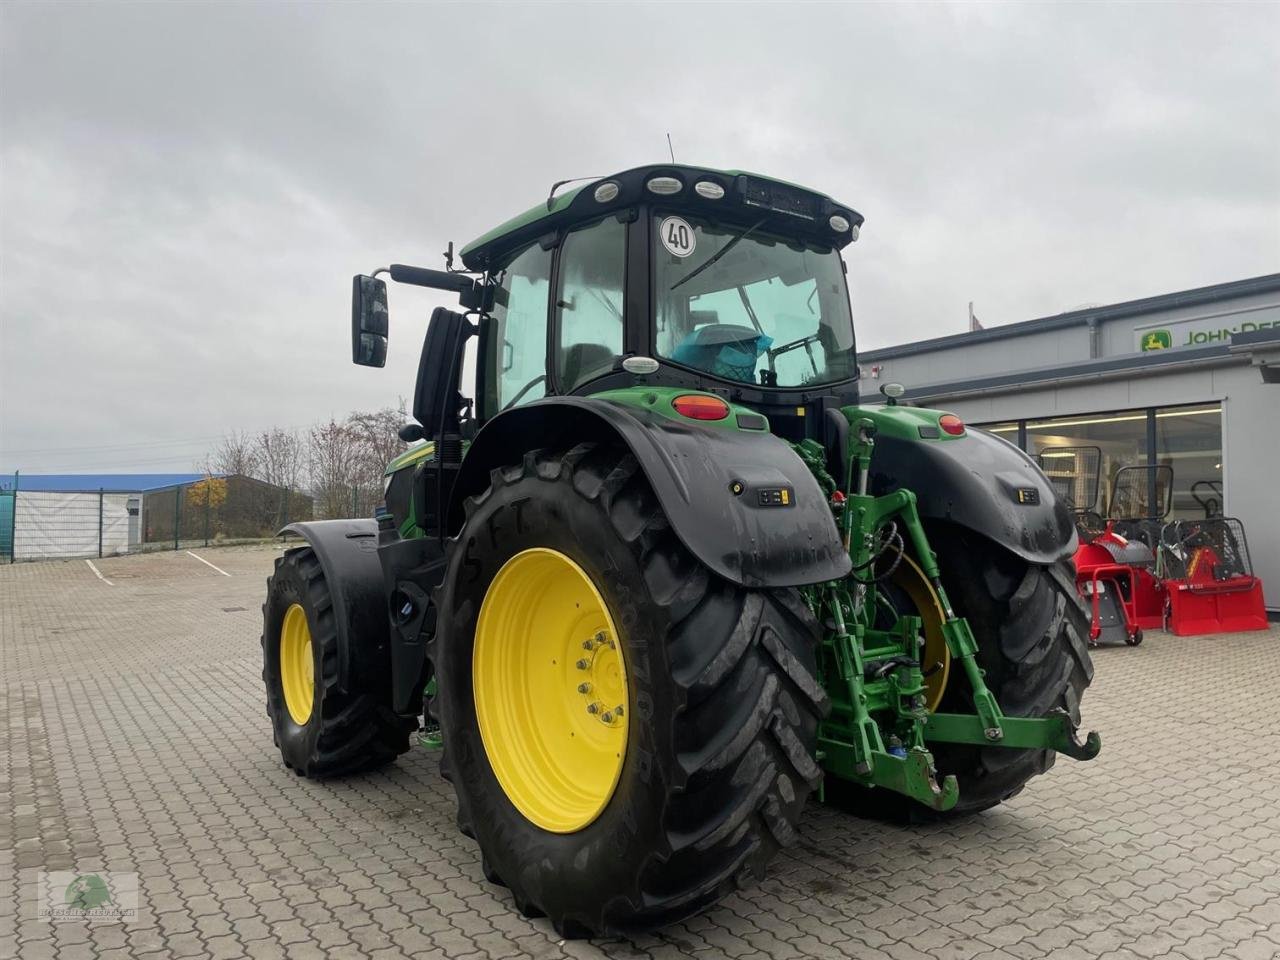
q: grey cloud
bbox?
[2,1,1276,471]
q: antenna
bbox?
[666,132,676,163]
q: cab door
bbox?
[551,215,627,393]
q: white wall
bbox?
[863,326,1091,392]
[13,491,132,560]
[861,286,1280,396]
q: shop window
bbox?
[1155,405,1222,520]
[980,421,1020,444]
[1025,410,1149,517]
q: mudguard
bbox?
[450,397,852,589]
[278,520,400,708]
[866,425,1077,565]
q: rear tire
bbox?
[828,524,1093,819]
[926,524,1094,814]
[262,547,416,778]
[431,444,827,936]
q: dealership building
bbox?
[859,273,1280,614]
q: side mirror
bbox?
[351,275,388,367]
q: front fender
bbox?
[861,416,1077,564]
[451,397,851,589]
[278,519,393,700]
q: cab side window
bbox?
[555,217,625,391]
[489,243,552,412]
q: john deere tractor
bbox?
[262,164,1098,936]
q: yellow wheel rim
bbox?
[280,603,315,725]
[473,548,628,833]
[889,556,951,712]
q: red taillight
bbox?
[672,394,730,421]
[938,414,966,436]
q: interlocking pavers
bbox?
[2,543,1278,959]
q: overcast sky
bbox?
[2,1,1277,474]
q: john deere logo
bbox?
[65,875,112,910]
[1141,330,1172,351]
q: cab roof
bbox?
[459,163,864,272]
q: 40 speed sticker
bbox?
[659,216,696,258]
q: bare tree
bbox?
[204,430,258,477]
[202,401,414,521]
[308,418,362,519]
[346,400,410,490]
[254,427,305,491]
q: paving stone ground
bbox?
[2,543,1278,960]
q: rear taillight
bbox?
[672,394,729,421]
[938,414,966,436]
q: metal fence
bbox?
[2,476,381,562]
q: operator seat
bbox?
[561,342,617,392]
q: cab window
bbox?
[488,243,552,413]
[555,216,626,391]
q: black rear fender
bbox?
[450,397,851,589]
[868,428,1077,565]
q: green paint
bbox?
[460,185,588,262]
[1141,329,1172,351]
[384,441,435,477]
[417,679,442,748]
[798,410,1101,806]
[841,403,966,442]
[594,386,770,432]
[926,712,1101,760]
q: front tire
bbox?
[432,444,827,936]
[262,547,416,777]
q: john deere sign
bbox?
[1140,329,1172,351]
[1135,314,1278,352]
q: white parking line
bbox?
[85,559,114,586]
[186,550,232,577]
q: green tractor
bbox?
[262,164,1099,936]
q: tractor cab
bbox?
[352,164,865,445]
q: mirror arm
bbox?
[390,263,475,293]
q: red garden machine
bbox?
[1038,446,1142,646]
[1068,462,1172,647]
[1158,516,1268,635]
